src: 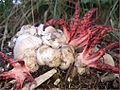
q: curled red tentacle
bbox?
[73,8,97,39]
[69,1,80,42]
[75,38,119,73]
[0,52,34,90]
[86,41,118,64]
[89,61,119,73]
[45,1,118,74]
[79,8,97,29]
[44,1,81,44]
[69,8,97,47]
[84,25,113,52]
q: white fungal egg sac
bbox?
[22,48,39,72]
[11,24,76,72]
[60,45,75,70]
[16,25,37,36]
[41,27,66,48]
[14,33,42,59]
[36,45,61,67]
[13,25,42,72]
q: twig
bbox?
[104,0,118,25]
[31,0,35,25]
[44,8,50,23]
[22,68,57,90]
[1,21,8,51]
[53,0,58,19]
[20,8,30,24]
[65,63,75,82]
[0,26,5,29]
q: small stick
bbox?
[22,68,57,90]
[1,22,8,51]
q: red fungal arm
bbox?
[90,61,119,73]
[79,8,97,29]
[72,8,97,40]
[80,24,117,64]
[69,33,89,47]
[69,1,80,41]
[86,42,119,64]
[70,22,113,48]
[44,1,80,43]
[84,25,113,51]
[76,38,119,73]
[0,52,16,66]
[69,8,97,47]
[0,52,34,90]
[75,20,118,73]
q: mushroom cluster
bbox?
[44,1,119,74]
[9,24,74,72]
[0,1,119,90]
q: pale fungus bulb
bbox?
[42,26,56,35]
[36,45,61,67]
[8,25,37,48]
[22,48,39,72]
[11,24,74,72]
[59,45,75,70]
[14,33,42,59]
[16,25,37,36]
[42,33,63,48]
[36,45,75,70]
[75,54,87,75]
[102,53,115,66]
[41,27,66,48]
[37,24,56,36]
[13,33,42,72]
[52,29,66,45]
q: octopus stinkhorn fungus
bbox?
[44,2,97,48]
[13,27,42,72]
[0,1,119,90]
[9,23,73,71]
[36,45,62,67]
[75,28,119,73]
[44,1,119,74]
[0,52,34,90]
